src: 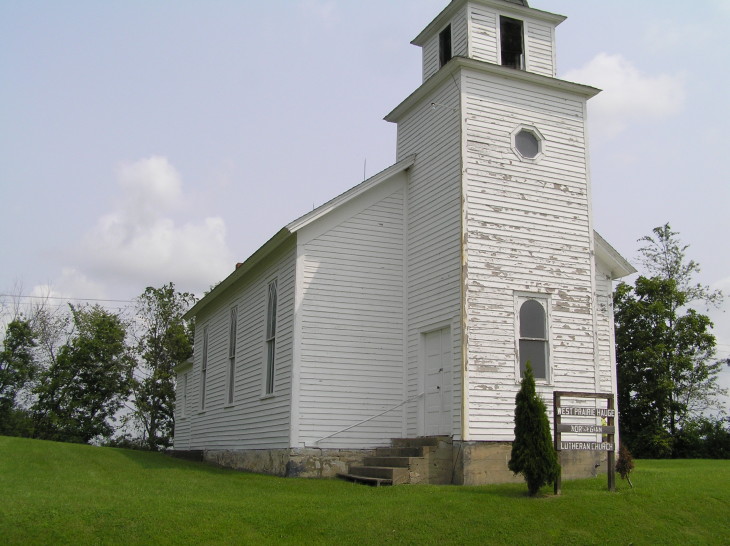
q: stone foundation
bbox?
[455,441,523,485]
[204,448,290,475]
[453,441,606,485]
[175,440,608,484]
[196,447,374,478]
[287,448,376,478]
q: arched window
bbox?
[518,298,549,380]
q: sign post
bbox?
[553,391,616,494]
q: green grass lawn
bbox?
[1,436,728,545]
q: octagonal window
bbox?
[514,129,540,159]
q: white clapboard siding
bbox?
[462,67,595,441]
[395,76,463,439]
[452,4,469,60]
[467,3,557,78]
[594,265,616,393]
[183,240,296,450]
[173,370,192,449]
[422,2,557,80]
[469,4,499,66]
[422,3,469,82]
[298,190,406,449]
[524,19,556,77]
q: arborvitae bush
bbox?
[508,362,560,496]
[616,443,635,487]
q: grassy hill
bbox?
[1,436,728,545]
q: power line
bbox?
[0,294,134,304]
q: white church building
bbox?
[174,0,635,485]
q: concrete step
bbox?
[375,446,425,458]
[363,456,413,468]
[348,465,409,485]
[391,436,445,448]
[337,473,392,487]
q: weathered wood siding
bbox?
[462,68,594,441]
[469,4,498,67]
[422,4,469,81]
[524,18,556,77]
[176,240,296,450]
[297,185,407,449]
[594,263,616,393]
[468,3,557,77]
[396,77,463,439]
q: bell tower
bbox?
[386,0,607,442]
[411,0,565,82]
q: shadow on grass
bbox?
[110,446,234,474]
[461,483,560,499]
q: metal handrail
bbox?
[312,392,424,445]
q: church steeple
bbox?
[412,0,566,82]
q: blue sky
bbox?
[1,0,728,397]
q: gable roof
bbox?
[183,155,416,320]
[594,231,637,280]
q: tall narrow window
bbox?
[200,325,209,410]
[265,280,278,395]
[439,25,452,68]
[518,298,549,380]
[227,306,238,405]
[500,16,524,69]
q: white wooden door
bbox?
[423,327,452,436]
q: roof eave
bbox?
[183,155,417,321]
[286,154,416,233]
[385,57,600,123]
[594,231,637,280]
[174,357,194,374]
[183,227,293,321]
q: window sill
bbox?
[515,378,552,386]
[224,403,236,409]
[260,393,276,401]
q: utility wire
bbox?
[0,294,134,303]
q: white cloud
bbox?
[31,268,107,302]
[116,156,183,227]
[562,53,685,139]
[78,157,234,294]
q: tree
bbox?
[637,224,722,308]
[0,319,37,435]
[131,283,195,451]
[614,224,726,458]
[32,305,134,444]
[509,362,560,496]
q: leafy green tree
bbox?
[32,305,134,444]
[0,319,37,435]
[131,283,195,451]
[509,362,560,496]
[673,417,730,459]
[614,224,726,458]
